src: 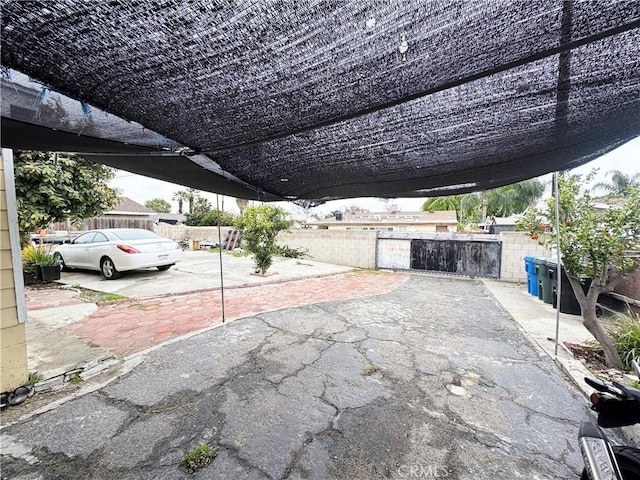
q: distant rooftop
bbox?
[310,211,458,225]
[107,197,156,214]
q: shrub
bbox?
[607,312,640,371]
[22,245,58,269]
[234,205,293,274]
[515,208,545,240]
[22,245,38,273]
[276,245,308,259]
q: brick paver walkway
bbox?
[63,272,408,357]
[25,286,84,310]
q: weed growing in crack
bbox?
[363,364,380,376]
[73,286,127,303]
[181,443,219,473]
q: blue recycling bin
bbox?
[524,256,539,296]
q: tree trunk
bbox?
[236,198,249,215]
[566,275,623,370]
[177,199,183,214]
[481,192,488,223]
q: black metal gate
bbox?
[410,239,501,278]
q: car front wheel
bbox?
[53,252,70,272]
[101,257,122,280]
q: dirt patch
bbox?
[564,342,608,372]
[0,383,84,426]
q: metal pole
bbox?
[554,172,561,356]
[216,194,226,323]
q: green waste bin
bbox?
[535,258,553,304]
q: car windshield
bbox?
[111,229,161,241]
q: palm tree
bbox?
[422,195,462,220]
[172,190,188,214]
[485,179,545,218]
[421,179,544,223]
[173,188,199,214]
[459,193,481,223]
[514,179,545,208]
[236,198,249,215]
[593,169,640,196]
[421,195,461,212]
[486,188,518,218]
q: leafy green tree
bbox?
[593,169,640,197]
[205,210,236,226]
[522,173,640,369]
[194,210,236,227]
[234,205,293,274]
[144,198,172,213]
[184,195,237,226]
[14,151,119,245]
[183,196,211,225]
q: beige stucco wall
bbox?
[0,152,28,392]
[499,232,551,283]
[277,230,377,269]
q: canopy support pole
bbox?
[554,172,561,356]
[216,194,226,323]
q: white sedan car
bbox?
[54,228,183,280]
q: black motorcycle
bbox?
[579,359,640,479]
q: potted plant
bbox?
[34,250,61,282]
[21,245,39,284]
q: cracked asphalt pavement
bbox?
[1,275,592,479]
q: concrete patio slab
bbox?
[56,250,353,298]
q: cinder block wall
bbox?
[153,224,234,241]
[155,225,563,283]
[499,232,551,283]
[1,153,28,392]
[277,230,377,269]
[278,230,551,277]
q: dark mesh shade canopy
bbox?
[1,1,639,202]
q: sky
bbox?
[110,137,640,217]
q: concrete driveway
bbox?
[2,275,592,479]
[56,250,353,298]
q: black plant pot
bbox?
[39,264,61,282]
[34,264,43,281]
[23,271,37,285]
